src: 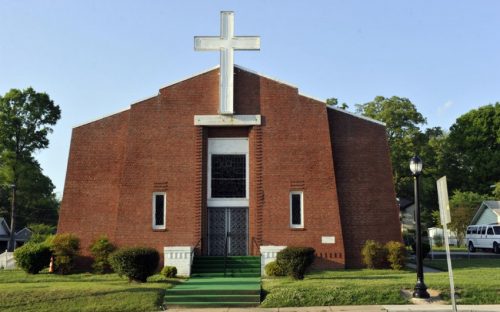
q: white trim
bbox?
[160,65,220,90]
[152,192,167,230]
[290,191,304,228]
[234,64,298,89]
[194,114,261,126]
[326,106,386,126]
[298,92,327,104]
[73,107,131,129]
[207,138,249,207]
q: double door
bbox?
[208,207,248,256]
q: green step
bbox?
[165,294,259,303]
[167,302,259,308]
[192,272,260,277]
[192,268,260,273]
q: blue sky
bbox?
[1,0,499,196]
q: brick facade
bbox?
[58,66,400,268]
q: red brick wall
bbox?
[327,109,401,268]
[58,110,129,253]
[58,66,398,269]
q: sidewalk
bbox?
[165,304,500,312]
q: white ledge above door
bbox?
[194,115,261,126]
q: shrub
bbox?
[432,234,443,247]
[90,235,116,274]
[14,242,52,274]
[276,247,315,280]
[361,240,388,269]
[265,261,286,277]
[385,241,406,270]
[411,241,431,259]
[50,233,80,274]
[28,223,57,244]
[109,247,159,282]
[161,266,177,278]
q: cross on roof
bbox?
[195,11,260,115]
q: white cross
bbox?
[195,11,260,115]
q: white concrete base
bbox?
[164,246,193,277]
[260,245,286,276]
[0,251,16,269]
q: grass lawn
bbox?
[261,259,500,307]
[0,270,179,312]
[431,246,467,252]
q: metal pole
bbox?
[413,174,430,298]
[8,184,16,252]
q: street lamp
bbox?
[410,156,430,298]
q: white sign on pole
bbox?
[436,176,457,312]
[437,176,451,225]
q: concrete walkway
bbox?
[165,304,500,311]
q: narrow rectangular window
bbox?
[290,191,303,228]
[152,192,166,230]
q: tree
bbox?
[326,98,349,110]
[355,96,427,199]
[443,103,500,195]
[0,87,61,251]
[448,191,488,245]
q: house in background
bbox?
[470,201,500,225]
[0,218,32,251]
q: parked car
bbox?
[465,224,500,253]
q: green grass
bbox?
[423,258,500,270]
[431,246,467,252]
[0,270,179,312]
[261,261,500,307]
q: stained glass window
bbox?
[211,154,246,198]
[290,192,303,227]
[153,193,166,228]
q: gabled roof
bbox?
[470,200,500,225]
[0,218,10,237]
[74,65,386,128]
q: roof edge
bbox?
[159,65,220,90]
[234,64,298,89]
[326,105,386,126]
[73,106,132,129]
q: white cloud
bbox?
[437,100,454,115]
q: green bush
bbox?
[13,242,52,274]
[432,234,443,247]
[109,247,159,282]
[50,233,80,274]
[361,240,388,269]
[411,241,431,258]
[28,223,57,244]
[265,261,286,277]
[385,241,406,270]
[161,266,177,278]
[276,247,315,280]
[90,235,116,274]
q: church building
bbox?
[58,12,400,272]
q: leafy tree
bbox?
[326,97,349,110]
[448,191,488,245]
[493,182,500,200]
[443,103,500,195]
[355,96,427,199]
[0,87,61,251]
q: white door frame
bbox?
[207,138,249,207]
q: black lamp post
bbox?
[410,156,430,298]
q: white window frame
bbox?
[207,138,249,207]
[290,191,304,228]
[152,192,166,230]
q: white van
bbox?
[466,224,500,253]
